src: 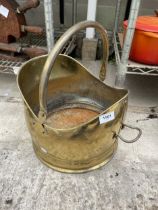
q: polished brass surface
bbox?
[17,21,130,173]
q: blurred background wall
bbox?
[16,0,158,31]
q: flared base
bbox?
[32,140,118,173]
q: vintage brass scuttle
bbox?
[17,21,142,173]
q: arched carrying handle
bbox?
[115,123,142,143]
[39,21,109,121]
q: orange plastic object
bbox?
[124,16,158,65]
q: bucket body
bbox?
[18,54,128,173]
[17,21,138,173]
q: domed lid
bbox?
[124,16,158,32]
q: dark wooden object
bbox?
[17,0,39,13]
[21,25,44,34]
[0,0,43,43]
[0,0,26,43]
[0,42,47,58]
[0,0,46,58]
[155,10,158,17]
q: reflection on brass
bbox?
[17,21,129,173]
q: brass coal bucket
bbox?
[17,21,142,173]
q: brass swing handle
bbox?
[115,123,142,143]
[38,21,109,121]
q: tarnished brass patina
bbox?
[17,21,141,173]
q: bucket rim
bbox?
[17,54,128,131]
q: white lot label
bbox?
[99,111,115,124]
[0,5,9,18]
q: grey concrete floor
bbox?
[0,62,158,210]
